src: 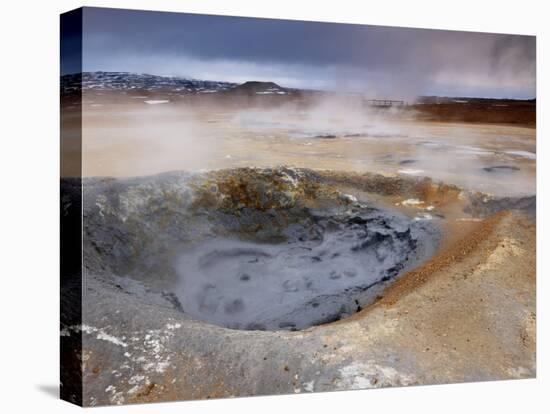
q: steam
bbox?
[81,91,535,197]
[232,95,408,137]
[82,101,222,177]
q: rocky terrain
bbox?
[60,167,536,406]
[61,72,535,126]
[60,72,536,406]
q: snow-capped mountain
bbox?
[61,72,238,94]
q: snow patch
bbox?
[400,198,422,206]
[303,380,315,392]
[340,193,358,204]
[398,169,424,175]
[96,331,128,347]
[144,100,170,105]
[73,324,128,347]
[414,213,434,221]
[505,150,536,160]
[336,361,416,390]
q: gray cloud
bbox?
[80,7,536,98]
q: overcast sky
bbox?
[71,7,535,99]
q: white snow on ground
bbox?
[455,145,493,156]
[398,169,424,175]
[144,100,170,105]
[414,213,434,221]
[400,198,423,206]
[303,380,315,392]
[505,150,536,160]
[68,324,128,347]
[336,361,416,390]
[340,193,358,204]
[105,385,125,405]
[96,331,128,347]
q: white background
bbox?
[0,0,547,412]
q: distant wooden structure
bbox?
[364,99,406,108]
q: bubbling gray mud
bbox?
[175,206,436,331]
[81,167,441,331]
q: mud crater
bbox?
[175,207,436,331]
[81,168,441,331]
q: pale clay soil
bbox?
[77,209,535,405]
[63,101,536,405]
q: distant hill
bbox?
[229,81,290,95]
[60,72,237,94]
[60,72,304,98]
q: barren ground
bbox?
[61,93,536,405]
